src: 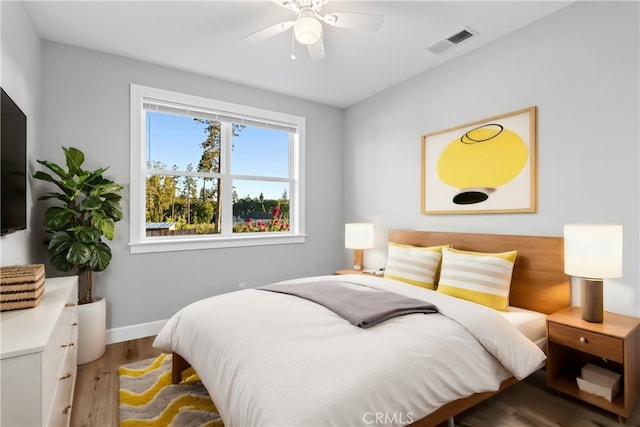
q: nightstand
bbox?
[335,269,367,275]
[546,306,640,423]
[335,269,383,276]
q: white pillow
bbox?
[437,247,517,311]
[383,242,448,289]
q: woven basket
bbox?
[0,264,46,311]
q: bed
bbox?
[154,230,570,426]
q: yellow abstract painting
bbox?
[421,107,537,214]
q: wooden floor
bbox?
[71,337,640,427]
[71,336,161,427]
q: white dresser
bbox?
[1,276,79,427]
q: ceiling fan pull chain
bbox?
[290,30,296,60]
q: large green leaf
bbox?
[96,182,124,196]
[35,159,68,180]
[33,170,59,185]
[64,146,85,175]
[102,199,123,221]
[44,207,74,232]
[49,247,74,272]
[79,195,103,210]
[48,232,72,257]
[47,232,74,272]
[67,241,92,265]
[60,177,82,199]
[90,241,112,272]
[33,170,70,195]
[37,192,72,204]
[70,226,100,243]
[85,168,109,186]
[91,211,115,240]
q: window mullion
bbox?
[289,132,298,233]
[221,122,234,236]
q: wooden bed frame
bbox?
[390,230,570,426]
[172,229,571,427]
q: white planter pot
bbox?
[77,298,106,365]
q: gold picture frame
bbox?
[421,106,537,214]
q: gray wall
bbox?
[344,1,640,316]
[37,42,344,330]
[0,1,42,266]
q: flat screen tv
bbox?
[1,87,27,235]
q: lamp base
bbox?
[581,278,603,323]
[352,249,364,271]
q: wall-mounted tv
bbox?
[1,87,27,236]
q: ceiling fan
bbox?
[244,0,384,61]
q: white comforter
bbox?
[154,275,545,426]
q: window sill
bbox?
[129,233,307,254]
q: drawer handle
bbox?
[63,404,72,415]
[579,336,588,344]
[61,342,75,348]
[59,373,73,380]
[65,303,77,308]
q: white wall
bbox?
[0,1,43,267]
[37,42,344,331]
[344,1,640,316]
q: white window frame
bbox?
[129,84,306,254]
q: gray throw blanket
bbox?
[258,280,438,328]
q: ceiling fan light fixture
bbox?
[294,15,322,45]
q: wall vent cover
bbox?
[427,27,478,54]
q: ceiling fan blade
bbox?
[307,37,326,61]
[243,21,294,44]
[322,12,383,31]
[272,0,299,13]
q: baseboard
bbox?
[106,319,168,344]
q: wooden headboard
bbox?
[388,229,571,314]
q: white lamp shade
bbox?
[345,223,374,249]
[294,16,322,45]
[564,224,623,279]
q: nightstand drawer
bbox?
[548,322,624,363]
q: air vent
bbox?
[427,27,478,54]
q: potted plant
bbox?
[33,146,123,364]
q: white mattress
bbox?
[500,306,547,342]
[500,306,547,351]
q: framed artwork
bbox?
[421,106,537,214]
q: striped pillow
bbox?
[383,242,448,289]
[437,247,517,311]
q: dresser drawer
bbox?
[42,301,78,422]
[548,322,623,362]
[46,364,75,427]
[46,312,77,427]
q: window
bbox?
[129,84,306,253]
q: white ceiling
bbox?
[24,1,574,108]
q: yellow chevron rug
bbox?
[119,353,223,427]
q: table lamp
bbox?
[345,223,374,271]
[564,224,623,323]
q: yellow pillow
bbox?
[436,247,517,311]
[383,242,449,289]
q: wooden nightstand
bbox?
[546,306,640,423]
[335,269,383,276]
[335,269,367,275]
